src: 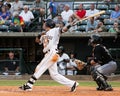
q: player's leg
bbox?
[48,62,79,92]
[91,65,113,91]
[90,66,104,91]
[91,68,113,91]
[95,61,117,91]
[97,61,117,75]
[19,51,56,91]
[90,65,103,90]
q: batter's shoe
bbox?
[70,82,79,92]
[19,84,32,91]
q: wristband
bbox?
[66,24,72,29]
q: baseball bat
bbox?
[73,10,106,25]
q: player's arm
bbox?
[67,60,77,70]
[60,23,73,33]
[35,31,46,44]
[90,46,103,65]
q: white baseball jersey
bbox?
[57,53,70,75]
[67,59,77,75]
[40,27,60,53]
[33,27,77,88]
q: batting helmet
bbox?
[58,46,65,52]
[88,34,102,45]
[43,19,56,28]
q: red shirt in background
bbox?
[76,9,86,19]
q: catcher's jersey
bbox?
[40,27,60,53]
[93,44,113,65]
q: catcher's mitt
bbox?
[74,59,87,70]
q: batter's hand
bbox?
[35,37,40,43]
[35,31,46,43]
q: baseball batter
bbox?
[88,34,117,91]
[19,19,79,92]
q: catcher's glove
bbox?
[74,59,87,70]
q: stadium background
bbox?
[0,0,120,75]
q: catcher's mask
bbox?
[88,34,102,46]
[43,19,56,28]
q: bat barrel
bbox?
[73,10,106,25]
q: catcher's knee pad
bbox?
[91,70,105,80]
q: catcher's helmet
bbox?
[44,19,55,28]
[88,34,102,45]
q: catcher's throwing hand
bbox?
[90,60,96,65]
[74,59,87,70]
[90,59,100,66]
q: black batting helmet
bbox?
[43,19,56,28]
[88,34,102,45]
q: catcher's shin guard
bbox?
[91,70,112,91]
[95,80,104,91]
[97,74,113,91]
[91,70,104,90]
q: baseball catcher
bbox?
[88,34,117,91]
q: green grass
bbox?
[0,80,119,87]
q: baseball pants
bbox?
[95,61,117,75]
[33,49,75,87]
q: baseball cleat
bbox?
[96,86,104,91]
[70,82,79,92]
[19,84,32,91]
[104,85,113,91]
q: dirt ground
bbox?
[0,86,120,96]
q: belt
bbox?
[44,49,58,54]
[44,50,50,54]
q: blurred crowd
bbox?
[50,1,120,34]
[0,0,119,33]
[0,0,45,32]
